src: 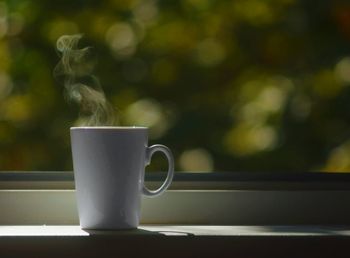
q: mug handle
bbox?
[143,144,174,197]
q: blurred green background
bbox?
[0,0,350,172]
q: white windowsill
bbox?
[0,225,349,236]
[0,189,350,225]
[0,174,349,257]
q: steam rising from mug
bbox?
[54,34,116,126]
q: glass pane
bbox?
[0,0,349,172]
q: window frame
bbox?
[1,171,350,190]
[0,171,350,225]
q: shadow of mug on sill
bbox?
[70,126,174,230]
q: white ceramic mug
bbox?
[70,126,174,230]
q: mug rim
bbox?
[71,126,148,130]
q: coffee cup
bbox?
[70,126,174,229]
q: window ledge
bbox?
[1,189,350,225]
[0,225,349,257]
[0,225,349,237]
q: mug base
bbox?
[82,227,139,234]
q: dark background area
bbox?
[0,0,350,173]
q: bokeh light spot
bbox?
[124,98,172,139]
[224,124,278,156]
[179,148,214,172]
[258,86,288,112]
[335,57,350,83]
[105,22,137,58]
[323,141,350,172]
[132,0,158,25]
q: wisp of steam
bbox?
[54,34,116,126]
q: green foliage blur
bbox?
[1,0,350,172]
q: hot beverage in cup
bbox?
[70,126,174,230]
